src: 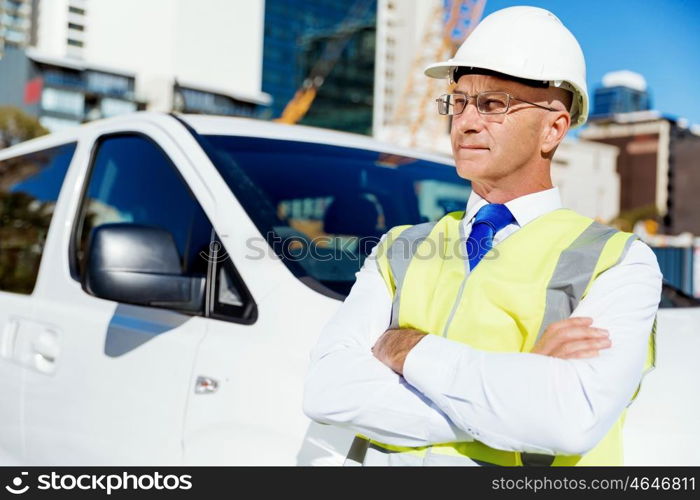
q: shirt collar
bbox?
[463,186,563,228]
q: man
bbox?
[303,6,661,466]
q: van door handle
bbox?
[31,329,60,374]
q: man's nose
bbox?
[453,100,484,133]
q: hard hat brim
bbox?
[424,62,453,80]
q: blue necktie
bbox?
[466,203,516,271]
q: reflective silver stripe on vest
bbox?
[352,440,489,466]
[534,222,628,344]
[614,233,638,267]
[387,222,437,329]
[521,452,556,466]
[522,226,635,467]
[343,436,370,466]
[441,218,471,337]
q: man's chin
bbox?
[454,161,490,181]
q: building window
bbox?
[6,1,24,13]
[86,71,133,98]
[67,38,84,47]
[2,13,26,26]
[4,28,26,44]
[43,68,83,89]
[68,6,85,15]
[100,98,136,118]
[175,86,257,117]
[68,22,84,31]
[41,87,85,116]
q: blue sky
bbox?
[480,0,700,128]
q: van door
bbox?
[183,258,355,465]
[22,124,217,464]
[0,143,77,464]
[176,136,370,464]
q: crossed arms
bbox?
[303,236,662,456]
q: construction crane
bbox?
[386,0,486,150]
[276,0,375,125]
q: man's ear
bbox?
[541,110,570,158]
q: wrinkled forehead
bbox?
[453,73,544,98]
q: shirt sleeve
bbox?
[302,233,474,448]
[402,239,663,456]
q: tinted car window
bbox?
[74,135,212,281]
[660,283,700,308]
[0,143,77,294]
[204,136,470,296]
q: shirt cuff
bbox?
[403,334,466,397]
[403,334,477,443]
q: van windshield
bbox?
[204,135,471,297]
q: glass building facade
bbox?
[0,46,143,132]
[173,84,259,118]
[591,85,652,117]
[262,0,377,135]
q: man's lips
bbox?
[458,145,490,150]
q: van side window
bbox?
[74,134,255,322]
[207,236,256,324]
[203,135,471,298]
[74,134,213,281]
[0,143,77,294]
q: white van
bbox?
[0,111,468,465]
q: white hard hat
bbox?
[425,6,589,128]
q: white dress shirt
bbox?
[303,186,663,456]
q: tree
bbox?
[0,106,49,149]
[608,204,659,233]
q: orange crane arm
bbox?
[277,87,318,125]
[275,0,374,125]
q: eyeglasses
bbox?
[436,91,557,116]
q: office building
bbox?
[262,0,377,135]
[582,111,700,235]
[0,0,271,131]
[590,70,652,118]
[0,0,32,58]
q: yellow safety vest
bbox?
[348,208,656,466]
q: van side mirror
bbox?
[82,223,205,313]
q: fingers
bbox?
[556,326,609,342]
[547,316,593,335]
[552,337,612,359]
[533,317,609,357]
[540,325,608,354]
[566,349,605,359]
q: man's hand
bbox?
[532,316,611,359]
[372,328,427,375]
[373,317,609,374]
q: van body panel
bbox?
[16,117,219,464]
[0,111,471,465]
[181,237,353,465]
